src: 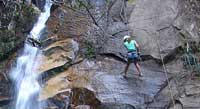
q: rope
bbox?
[154,31,176,108]
[151,0,176,107]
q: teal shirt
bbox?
[124,40,136,52]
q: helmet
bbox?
[123,35,130,41]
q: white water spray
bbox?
[10,0,52,109]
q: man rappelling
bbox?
[122,35,143,78]
[26,35,42,48]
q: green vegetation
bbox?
[0,2,39,61]
[15,3,39,32]
[83,42,96,59]
[127,0,136,4]
[181,41,200,75]
[70,0,93,10]
[0,30,23,60]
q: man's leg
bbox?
[134,62,142,76]
[32,42,36,47]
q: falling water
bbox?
[10,0,52,109]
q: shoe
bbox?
[139,73,143,77]
[123,74,127,79]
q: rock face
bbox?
[40,56,169,108]
[129,0,179,59]
[46,6,89,39]
[1,0,199,108]
[147,73,200,109]
[39,0,200,109]
[38,39,78,74]
[129,0,200,59]
[127,0,200,108]
[101,21,129,58]
[40,67,90,100]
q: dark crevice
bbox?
[43,46,70,56]
[162,46,183,64]
[167,99,184,109]
[98,53,127,63]
[111,29,129,36]
[0,97,11,106]
[38,58,83,84]
[156,25,171,31]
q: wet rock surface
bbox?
[90,58,167,108]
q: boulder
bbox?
[179,96,200,108]
[39,67,90,100]
[70,88,101,107]
[147,72,200,109]
[179,79,200,108]
[37,38,79,74]
[185,84,200,96]
[88,58,167,108]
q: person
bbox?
[122,35,142,78]
[26,37,42,48]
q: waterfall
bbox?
[10,0,52,109]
